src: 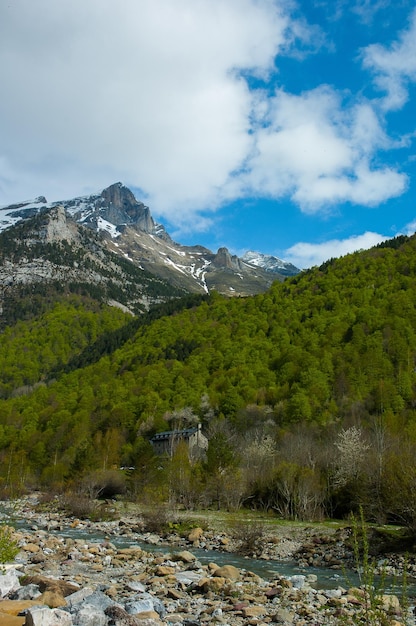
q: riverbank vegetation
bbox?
[1,235,416,538]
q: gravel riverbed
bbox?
[0,495,414,626]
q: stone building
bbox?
[150,423,208,460]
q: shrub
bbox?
[228,518,267,556]
[0,525,19,566]
[343,508,407,626]
[80,470,127,500]
[141,505,171,535]
[61,493,115,521]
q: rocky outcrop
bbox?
[100,183,155,233]
[41,206,79,244]
[212,247,242,271]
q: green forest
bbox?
[1,234,416,530]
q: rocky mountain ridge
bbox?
[0,183,299,310]
[0,204,186,321]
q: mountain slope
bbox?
[0,183,299,299]
[1,234,415,454]
[0,205,186,327]
[1,234,415,523]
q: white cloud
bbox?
[0,0,411,234]
[238,87,407,211]
[284,231,389,269]
[351,0,390,24]
[0,0,289,216]
[402,219,416,236]
[361,7,416,110]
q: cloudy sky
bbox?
[0,0,415,268]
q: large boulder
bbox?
[25,606,73,626]
[212,565,240,581]
[21,576,79,597]
[0,612,25,626]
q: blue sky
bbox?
[0,1,415,268]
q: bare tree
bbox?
[332,426,369,488]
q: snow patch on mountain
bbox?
[242,251,299,276]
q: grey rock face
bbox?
[97,183,155,233]
[125,592,165,617]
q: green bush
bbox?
[0,525,19,565]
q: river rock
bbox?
[70,603,107,626]
[198,576,227,593]
[273,607,295,623]
[125,592,166,617]
[134,610,161,620]
[288,575,307,589]
[0,570,21,597]
[0,612,25,626]
[164,613,183,622]
[171,551,196,563]
[175,570,202,585]
[380,594,401,614]
[11,584,42,601]
[65,587,95,607]
[241,605,265,617]
[0,599,41,615]
[104,605,143,625]
[25,605,73,626]
[125,581,146,593]
[23,543,41,554]
[38,590,67,608]
[22,576,79,597]
[154,565,175,576]
[77,590,119,612]
[212,565,240,580]
[187,528,204,543]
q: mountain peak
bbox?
[242,250,300,276]
[213,247,242,270]
[0,184,300,301]
[101,182,137,211]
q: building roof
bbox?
[150,426,200,442]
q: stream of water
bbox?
[47,523,407,595]
[4,507,414,598]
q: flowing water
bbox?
[4,507,415,598]
[44,523,403,594]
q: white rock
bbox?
[65,587,95,608]
[0,568,20,597]
[325,588,343,599]
[71,604,107,626]
[289,575,307,589]
[25,606,73,626]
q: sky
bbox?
[0,1,415,269]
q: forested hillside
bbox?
[1,234,416,527]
